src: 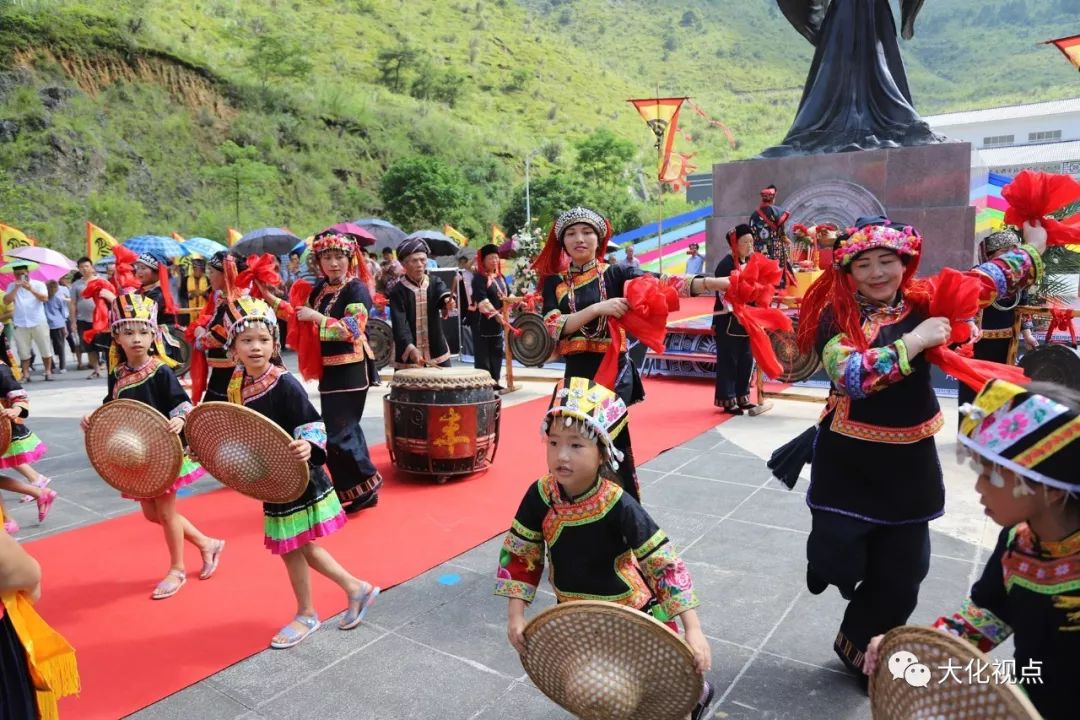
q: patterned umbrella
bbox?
[123,235,188,260]
[232,228,301,257]
[182,237,227,259]
[352,218,407,253]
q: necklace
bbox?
[313,280,347,315]
[566,259,607,339]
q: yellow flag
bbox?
[226,227,243,246]
[85,222,118,263]
[443,224,469,247]
[0,223,36,258]
[492,225,508,244]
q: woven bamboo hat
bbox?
[85,399,183,499]
[185,401,309,503]
[0,415,11,456]
[869,625,1040,720]
[522,601,702,720]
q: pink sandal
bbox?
[199,539,225,580]
[152,569,187,600]
[36,489,57,522]
[20,476,50,503]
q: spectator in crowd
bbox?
[686,242,705,275]
[623,244,641,269]
[183,258,210,325]
[70,257,102,378]
[44,280,69,373]
[378,247,403,294]
[3,263,53,381]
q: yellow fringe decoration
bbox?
[1053,594,1080,632]
[0,592,81,720]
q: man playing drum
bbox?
[388,238,455,369]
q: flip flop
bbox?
[339,584,380,630]
[151,569,187,600]
[270,615,320,649]
[198,539,225,580]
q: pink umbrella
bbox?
[6,246,77,271]
[320,223,377,247]
[0,260,71,290]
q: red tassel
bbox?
[595,318,623,392]
[288,279,322,382]
[156,263,178,316]
[189,350,208,403]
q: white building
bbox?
[924,97,1080,177]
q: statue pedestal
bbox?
[705,142,975,274]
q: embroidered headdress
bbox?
[532,206,613,280]
[209,250,245,273]
[959,380,1079,493]
[978,229,1021,264]
[107,293,177,369]
[223,295,279,349]
[541,377,628,470]
[132,251,178,315]
[312,231,371,285]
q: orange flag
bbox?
[226,227,243,246]
[628,96,687,181]
[1045,34,1080,71]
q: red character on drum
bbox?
[388,237,455,369]
[291,230,383,515]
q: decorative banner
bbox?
[1044,34,1080,71]
[660,152,698,192]
[443,224,469,246]
[0,223,36,258]
[628,96,687,181]
[226,227,243,246]
[492,224,508,245]
[86,222,118,263]
[685,99,737,149]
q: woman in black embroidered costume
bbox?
[535,207,732,501]
[712,224,757,414]
[471,243,511,389]
[791,217,1045,679]
[294,232,382,513]
[80,293,223,601]
[222,296,379,649]
[132,252,183,364]
[864,380,1080,720]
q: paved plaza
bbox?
[4,363,1005,720]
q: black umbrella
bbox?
[404,230,462,257]
[352,218,407,254]
[232,228,302,257]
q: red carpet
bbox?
[30,378,728,718]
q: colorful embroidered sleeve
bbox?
[932,527,1014,652]
[495,480,549,604]
[159,367,194,419]
[971,245,1043,307]
[294,422,327,450]
[319,301,369,342]
[821,333,912,399]
[619,497,699,621]
[541,276,567,342]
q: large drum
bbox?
[384,367,501,480]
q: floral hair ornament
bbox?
[832,223,921,270]
[958,379,1079,494]
[313,232,371,286]
[541,377,628,469]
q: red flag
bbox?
[1044,34,1080,71]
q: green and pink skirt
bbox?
[0,431,46,469]
[262,466,346,555]
[122,452,206,500]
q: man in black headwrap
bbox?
[388,237,455,368]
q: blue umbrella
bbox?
[123,235,188,260]
[182,236,227,258]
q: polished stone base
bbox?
[705,142,975,275]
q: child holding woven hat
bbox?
[864,380,1080,720]
[496,377,714,719]
[0,355,57,532]
[79,292,223,600]
[223,295,379,649]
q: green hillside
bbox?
[0,0,1076,256]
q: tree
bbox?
[500,174,586,233]
[246,33,313,89]
[376,46,421,93]
[573,129,635,186]
[200,141,280,227]
[378,156,471,229]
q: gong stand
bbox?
[1007,305,1080,365]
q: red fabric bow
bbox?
[372,293,388,312]
[81,277,117,344]
[595,276,679,391]
[1045,306,1077,345]
[724,254,793,379]
[1002,170,1080,248]
[235,254,281,298]
[287,279,322,381]
[111,246,140,293]
[926,268,1028,390]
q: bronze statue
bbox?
[762,0,943,157]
